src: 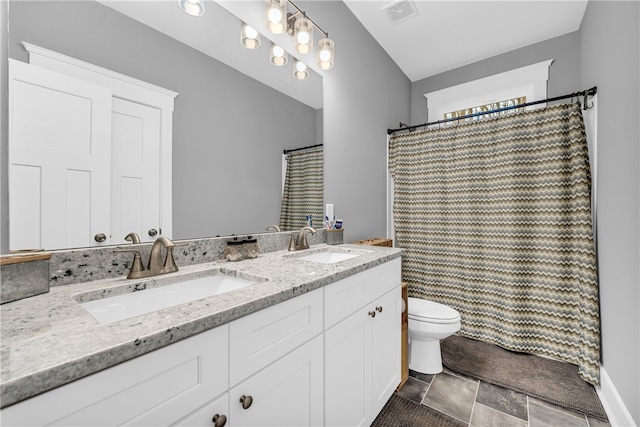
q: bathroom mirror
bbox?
[3,0,323,252]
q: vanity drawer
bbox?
[324,258,401,329]
[1,325,229,426]
[229,287,323,387]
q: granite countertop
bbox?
[0,244,403,408]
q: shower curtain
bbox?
[279,147,324,230]
[388,103,600,385]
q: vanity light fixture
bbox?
[270,43,289,66]
[241,23,261,49]
[264,0,335,69]
[266,0,287,34]
[317,37,335,70]
[293,15,313,54]
[178,0,205,17]
[293,59,309,80]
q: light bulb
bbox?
[296,62,307,72]
[273,46,284,57]
[297,31,310,45]
[245,26,258,39]
[178,0,204,16]
[265,0,286,34]
[268,8,282,23]
[317,37,335,70]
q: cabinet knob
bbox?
[369,311,376,318]
[240,394,253,409]
[94,233,107,242]
[376,306,383,313]
[212,414,227,427]
[148,228,158,237]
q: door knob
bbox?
[148,228,158,237]
[240,394,253,409]
[369,311,376,318]
[94,233,107,242]
[376,306,383,313]
[212,414,227,427]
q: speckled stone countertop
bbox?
[0,244,403,408]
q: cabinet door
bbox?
[229,335,323,427]
[172,392,229,427]
[229,288,322,386]
[371,288,402,415]
[0,326,229,426]
[325,307,371,427]
[8,59,112,250]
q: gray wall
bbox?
[3,0,318,249]
[580,1,640,424]
[410,31,581,125]
[308,1,411,242]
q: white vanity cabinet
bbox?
[227,288,324,427]
[1,325,230,426]
[324,258,402,427]
[1,258,401,427]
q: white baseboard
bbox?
[596,365,637,426]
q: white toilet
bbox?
[408,297,461,374]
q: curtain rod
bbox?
[283,143,323,154]
[387,86,597,136]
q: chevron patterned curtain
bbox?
[280,147,324,231]
[389,103,600,385]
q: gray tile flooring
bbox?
[395,368,611,427]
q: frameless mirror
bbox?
[4,0,323,253]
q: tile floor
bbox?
[395,368,611,427]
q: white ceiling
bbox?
[100,0,588,107]
[343,0,589,82]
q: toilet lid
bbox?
[408,297,460,323]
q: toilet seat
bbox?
[408,297,460,324]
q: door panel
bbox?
[111,98,161,244]
[8,59,112,250]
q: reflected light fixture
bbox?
[265,0,286,34]
[293,60,309,80]
[317,37,335,70]
[241,23,261,49]
[178,0,205,16]
[270,43,289,66]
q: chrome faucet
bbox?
[115,236,180,279]
[288,226,317,251]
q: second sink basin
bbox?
[297,251,360,263]
[287,247,373,264]
[78,270,263,324]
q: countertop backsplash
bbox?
[5,230,327,292]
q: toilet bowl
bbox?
[408,297,461,374]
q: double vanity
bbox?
[1,240,403,426]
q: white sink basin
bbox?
[288,247,373,264]
[80,274,258,324]
[297,251,360,264]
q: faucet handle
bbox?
[163,246,178,273]
[114,249,148,279]
[288,234,297,251]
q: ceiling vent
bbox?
[383,0,419,25]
